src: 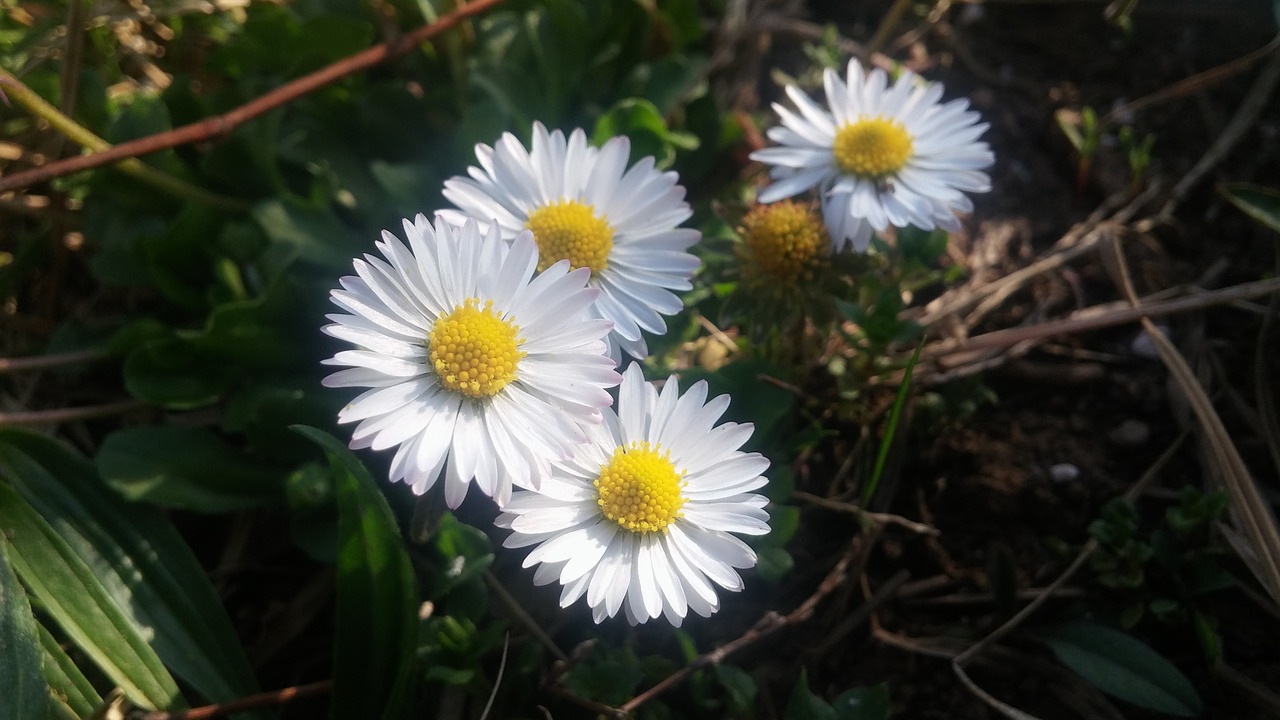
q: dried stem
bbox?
[0,348,110,374]
[0,399,148,426]
[0,65,245,211]
[140,680,331,720]
[619,531,876,714]
[0,0,505,194]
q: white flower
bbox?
[751,59,994,252]
[438,122,701,361]
[496,363,771,626]
[322,215,621,508]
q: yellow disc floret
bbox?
[741,200,827,284]
[524,200,614,274]
[832,117,914,178]
[428,298,525,399]
[595,441,686,534]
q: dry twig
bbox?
[0,0,505,194]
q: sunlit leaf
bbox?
[97,425,284,512]
[38,622,101,720]
[0,483,182,711]
[294,426,418,720]
[0,536,45,720]
[1039,621,1202,716]
[0,430,261,708]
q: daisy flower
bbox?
[496,363,771,626]
[438,122,701,361]
[322,215,621,508]
[751,59,994,252]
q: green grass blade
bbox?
[861,339,925,507]
[0,535,47,720]
[0,429,261,708]
[0,482,182,711]
[294,426,418,720]
[38,622,102,720]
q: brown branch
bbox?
[0,0,506,193]
[141,680,331,720]
[618,532,877,714]
[0,348,110,374]
[0,399,148,426]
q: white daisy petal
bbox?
[442,123,701,360]
[499,362,771,625]
[753,59,993,251]
[322,216,618,508]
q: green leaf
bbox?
[97,425,284,512]
[0,429,260,708]
[253,197,363,274]
[294,426,417,720]
[124,337,233,409]
[785,669,835,720]
[756,546,795,583]
[428,513,496,600]
[1039,621,1202,716]
[832,684,890,720]
[714,665,757,713]
[0,536,46,720]
[592,97,698,167]
[1221,182,1280,234]
[38,622,101,720]
[0,483,181,711]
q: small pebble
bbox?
[1130,324,1170,360]
[1109,419,1150,447]
[1049,463,1081,483]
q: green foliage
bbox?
[1038,620,1202,717]
[0,429,261,709]
[96,425,286,511]
[0,536,46,720]
[785,669,891,720]
[0,482,183,711]
[1221,182,1280,234]
[297,427,419,720]
[1088,488,1232,633]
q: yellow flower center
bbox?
[741,200,827,284]
[428,298,525,399]
[832,117,914,178]
[524,200,614,274]
[594,441,686,534]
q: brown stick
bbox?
[0,399,148,426]
[0,0,505,193]
[141,680,331,720]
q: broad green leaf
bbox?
[714,665,757,714]
[785,669,836,720]
[0,536,46,720]
[38,622,101,720]
[0,483,181,711]
[593,97,699,167]
[1221,182,1280,234]
[0,430,260,708]
[97,425,284,512]
[1039,621,1202,716]
[294,426,417,720]
[124,336,233,408]
[252,197,362,273]
[833,683,891,720]
[427,513,495,600]
[756,546,795,583]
